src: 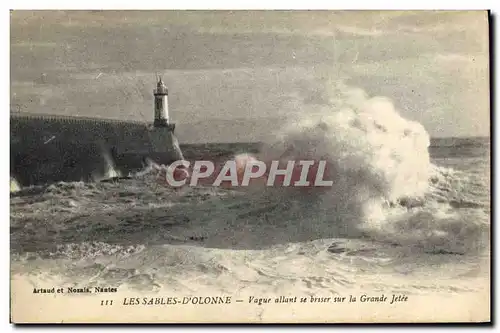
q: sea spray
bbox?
[171,133,185,161]
[91,147,123,182]
[256,83,431,231]
[10,177,21,193]
[102,149,122,179]
[245,82,489,253]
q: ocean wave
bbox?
[226,82,490,254]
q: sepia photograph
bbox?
[9,9,491,323]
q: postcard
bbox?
[10,10,491,323]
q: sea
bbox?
[10,135,490,308]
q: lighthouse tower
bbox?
[146,76,183,163]
[154,77,169,127]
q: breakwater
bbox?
[10,113,178,186]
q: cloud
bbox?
[11,10,488,39]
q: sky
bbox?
[10,10,490,142]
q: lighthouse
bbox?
[146,76,183,163]
[154,77,169,127]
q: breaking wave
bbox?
[236,82,490,254]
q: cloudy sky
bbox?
[10,10,489,142]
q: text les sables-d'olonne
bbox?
[123,294,408,306]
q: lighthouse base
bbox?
[153,119,173,128]
[148,124,182,156]
[112,123,183,176]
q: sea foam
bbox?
[258,82,431,227]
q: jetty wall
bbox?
[10,113,177,186]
